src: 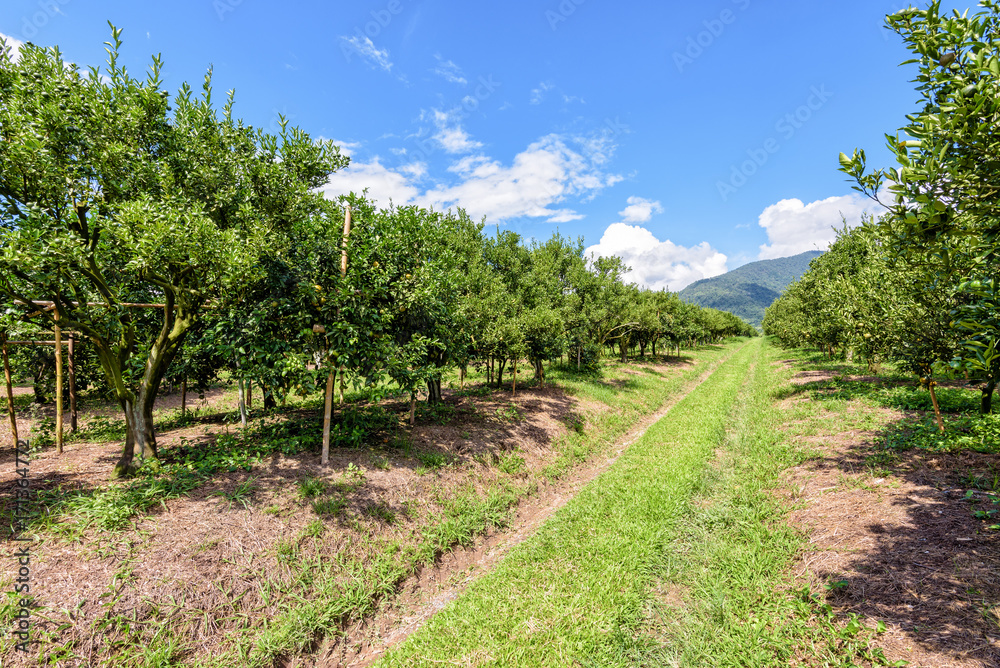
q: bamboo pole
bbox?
[68,334,77,432]
[339,206,352,406]
[15,300,170,308]
[2,332,18,448]
[929,381,945,433]
[54,307,63,454]
[3,341,71,346]
[321,370,335,466]
[321,205,355,466]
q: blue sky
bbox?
[0,1,955,290]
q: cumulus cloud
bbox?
[756,193,883,259]
[320,157,422,206]
[618,196,663,223]
[586,222,728,292]
[432,55,466,85]
[321,133,620,223]
[422,134,618,222]
[339,35,393,72]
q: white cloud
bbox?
[432,55,466,85]
[423,134,619,223]
[756,193,883,259]
[340,35,393,72]
[586,223,728,292]
[321,133,620,224]
[321,157,422,206]
[0,32,24,60]
[429,108,482,154]
[618,196,663,223]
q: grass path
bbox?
[376,338,764,666]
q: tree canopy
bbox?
[0,28,755,477]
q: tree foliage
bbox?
[0,29,755,477]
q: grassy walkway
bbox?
[377,338,766,666]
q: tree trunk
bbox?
[620,340,627,363]
[426,377,442,403]
[460,367,465,390]
[577,345,581,369]
[109,298,191,477]
[114,391,158,478]
[181,378,187,416]
[497,359,506,389]
[33,358,51,404]
[409,391,416,426]
[534,359,544,388]
[237,377,248,427]
[652,339,657,359]
[263,384,277,410]
[982,380,996,415]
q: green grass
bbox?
[8,340,753,666]
[375,339,759,666]
[377,339,899,667]
[627,340,895,667]
[230,342,752,667]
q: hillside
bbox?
[678,250,823,327]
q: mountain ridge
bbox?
[678,250,823,327]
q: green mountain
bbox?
[678,250,823,327]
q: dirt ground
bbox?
[779,366,1000,668]
[0,354,717,667]
[321,354,730,667]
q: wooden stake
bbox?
[321,370,335,465]
[181,378,187,416]
[341,206,352,277]
[929,381,945,433]
[68,334,77,432]
[2,332,18,447]
[512,357,517,398]
[322,203,353,461]
[54,307,63,454]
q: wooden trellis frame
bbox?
[1,329,79,452]
[2,300,168,451]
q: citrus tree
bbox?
[839,2,1000,412]
[0,29,348,475]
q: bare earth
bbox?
[779,365,1000,668]
[0,353,726,667]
